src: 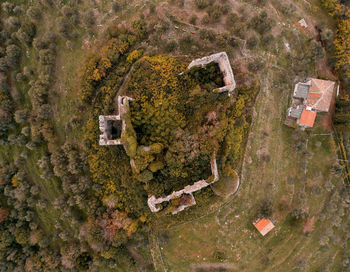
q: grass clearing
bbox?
[153,62,345,271]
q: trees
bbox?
[5,44,21,69]
[201,14,210,24]
[14,227,29,246]
[321,28,334,44]
[39,49,56,65]
[1,2,14,14]
[0,58,9,72]
[164,40,178,53]
[250,11,274,35]
[320,0,350,88]
[39,0,54,7]
[310,40,325,61]
[0,229,14,252]
[56,17,71,39]
[16,22,36,46]
[26,7,42,21]
[290,208,308,223]
[195,0,210,9]
[248,59,264,72]
[257,198,273,218]
[112,2,120,12]
[6,17,20,31]
[247,35,259,49]
[37,104,52,120]
[199,29,216,42]
[226,12,239,27]
[0,208,10,222]
[81,9,96,34]
[14,109,30,124]
[132,19,147,39]
[208,5,224,22]
[190,15,197,25]
[334,18,350,77]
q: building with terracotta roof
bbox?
[253,218,275,236]
[306,78,335,112]
[286,78,335,129]
[299,109,317,128]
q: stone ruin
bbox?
[99,52,237,214]
[188,52,236,95]
[145,52,236,214]
[147,153,219,214]
[99,96,132,146]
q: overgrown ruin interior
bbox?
[99,52,238,214]
[99,96,132,146]
[188,52,236,94]
[147,154,220,214]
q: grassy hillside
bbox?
[0,0,348,271]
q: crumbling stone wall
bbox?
[188,52,236,94]
[99,96,132,146]
[147,153,219,214]
[99,52,238,214]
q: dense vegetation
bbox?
[81,48,257,205]
[127,56,228,195]
[320,0,350,183]
[320,0,350,128]
[0,2,153,270]
[0,0,258,267]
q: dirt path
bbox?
[149,229,167,272]
[113,64,135,113]
[191,262,238,270]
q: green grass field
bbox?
[153,67,346,271]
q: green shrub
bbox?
[149,161,164,172]
[132,18,147,39]
[247,35,259,49]
[26,7,41,20]
[249,11,274,35]
[195,0,210,9]
[190,14,197,25]
[164,40,178,53]
[201,14,210,24]
[136,170,153,182]
[199,29,216,41]
[112,2,120,12]
[226,12,239,27]
[248,59,264,72]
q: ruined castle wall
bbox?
[188,52,236,94]
[147,155,219,213]
[99,96,132,146]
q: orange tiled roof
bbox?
[253,218,275,236]
[254,218,270,231]
[299,109,317,127]
[306,78,335,112]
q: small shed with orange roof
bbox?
[253,218,275,236]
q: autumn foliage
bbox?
[321,0,350,78]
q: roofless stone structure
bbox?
[99,96,132,146]
[147,153,219,214]
[188,52,236,95]
[98,52,237,214]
